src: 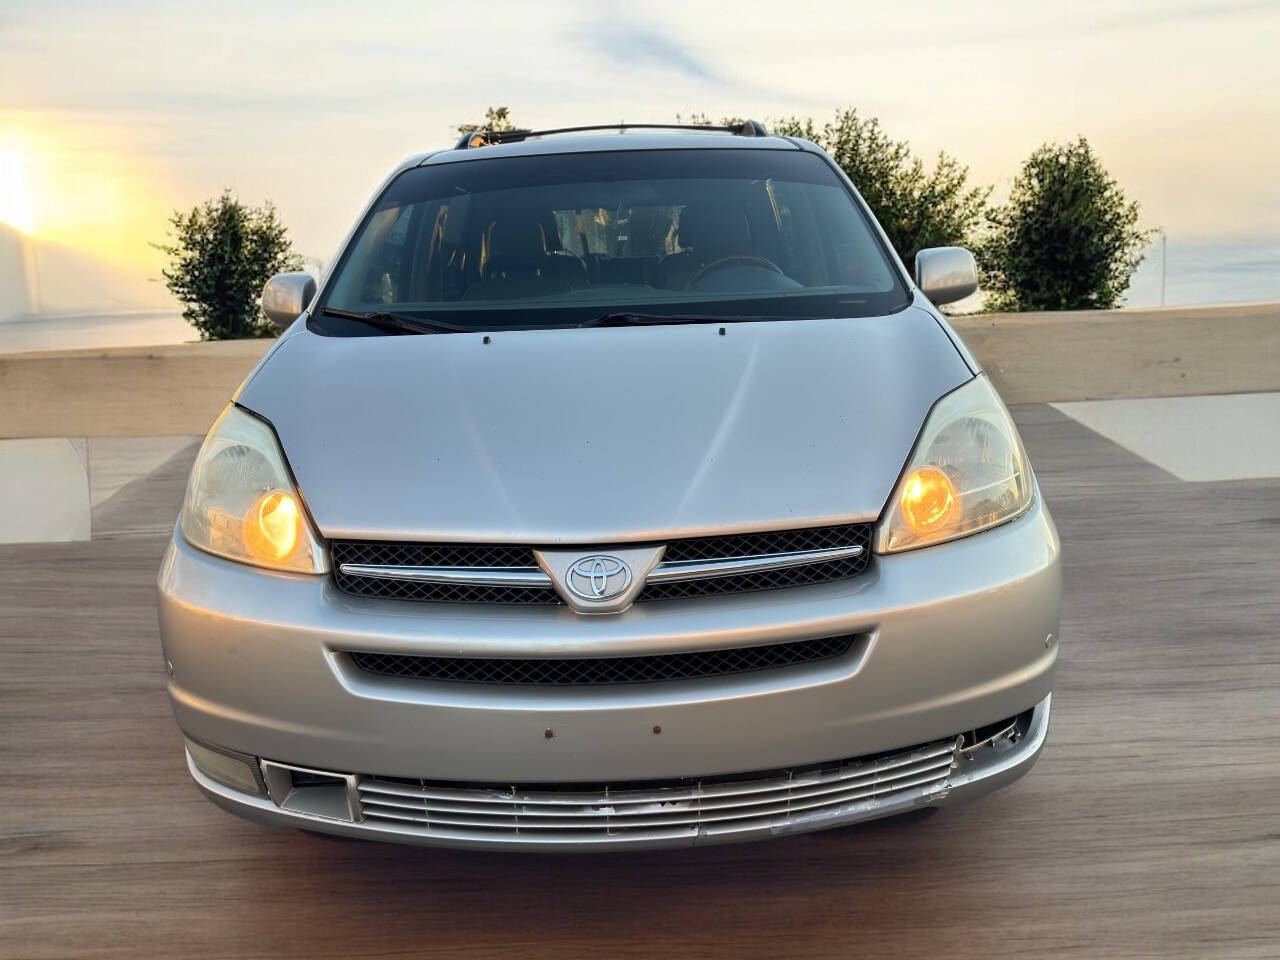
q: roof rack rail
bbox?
[454,120,770,150]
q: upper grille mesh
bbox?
[349,634,856,686]
[331,523,873,605]
[334,541,536,569]
[661,524,868,563]
[331,540,556,605]
[641,524,871,602]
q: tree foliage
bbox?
[772,108,990,267]
[978,138,1151,311]
[674,111,733,127]
[446,107,1151,314]
[456,105,516,136]
[156,191,301,340]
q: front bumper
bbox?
[159,497,1060,846]
[187,695,1050,850]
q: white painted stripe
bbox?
[0,438,91,543]
[1053,392,1280,481]
[88,436,194,507]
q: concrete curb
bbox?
[2,303,1277,439]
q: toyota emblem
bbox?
[565,555,632,601]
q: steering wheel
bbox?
[686,255,784,289]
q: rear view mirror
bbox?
[261,272,317,330]
[914,247,978,306]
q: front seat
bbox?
[464,220,579,300]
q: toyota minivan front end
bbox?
[159,123,1060,851]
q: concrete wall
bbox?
[1,339,271,438]
[950,302,1280,405]
[2,303,1278,439]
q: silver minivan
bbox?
[159,122,1060,850]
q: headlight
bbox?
[877,375,1033,553]
[181,405,328,573]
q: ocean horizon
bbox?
[1,236,1276,354]
[1124,236,1280,310]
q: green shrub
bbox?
[156,191,301,340]
[456,106,516,136]
[772,108,990,266]
[979,138,1152,311]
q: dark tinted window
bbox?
[316,149,907,334]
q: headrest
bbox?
[488,219,547,264]
[677,205,752,259]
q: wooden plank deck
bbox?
[2,405,1277,959]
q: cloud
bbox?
[568,17,719,82]
[1087,0,1279,31]
[943,0,1280,45]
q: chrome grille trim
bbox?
[337,564,549,588]
[644,544,863,583]
[337,544,864,591]
[354,738,959,839]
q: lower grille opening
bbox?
[348,634,859,686]
[291,769,343,789]
[259,760,356,822]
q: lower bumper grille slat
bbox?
[357,763,954,831]
[354,737,958,839]
[357,750,954,816]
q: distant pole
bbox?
[19,231,43,316]
[31,237,43,315]
[1160,231,1167,308]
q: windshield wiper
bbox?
[321,307,470,335]
[580,312,791,328]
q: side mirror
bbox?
[914,247,978,306]
[261,272,317,330]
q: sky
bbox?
[1,0,1278,313]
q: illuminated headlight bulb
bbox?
[899,466,960,534]
[242,490,301,562]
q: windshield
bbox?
[314,149,908,335]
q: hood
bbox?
[237,307,972,543]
